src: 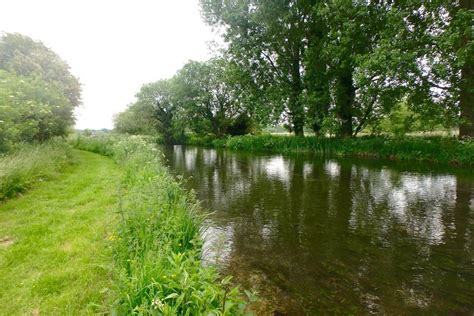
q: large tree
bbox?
[115,78,185,143]
[200,0,473,137]
[364,1,474,137]
[201,0,313,136]
[458,0,474,137]
[174,58,249,137]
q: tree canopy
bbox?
[116,1,473,140]
[0,33,81,152]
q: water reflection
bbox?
[162,145,474,315]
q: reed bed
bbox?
[188,134,474,166]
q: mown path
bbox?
[0,150,121,315]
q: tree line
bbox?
[116,0,473,142]
[0,33,81,153]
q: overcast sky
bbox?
[0,0,217,129]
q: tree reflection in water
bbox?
[162,145,474,315]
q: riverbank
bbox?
[73,135,249,314]
[1,136,249,314]
[161,144,474,314]
[0,150,120,314]
[186,134,474,167]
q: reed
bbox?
[191,134,474,166]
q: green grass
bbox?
[0,140,75,201]
[0,150,121,315]
[73,135,251,314]
[188,134,474,167]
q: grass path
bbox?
[0,150,121,315]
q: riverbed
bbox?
[162,145,474,315]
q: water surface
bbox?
[162,145,474,315]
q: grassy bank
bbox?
[187,134,474,166]
[73,135,249,314]
[0,150,121,314]
[0,141,75,201]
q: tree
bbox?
[0,33,81,151]
[114,79,185,143]
[200,0,473,138]
[174,59,248,137]
[364,1,473,137]
[0,33,81,109]
[458,0,474,137]
[201,0,313,136]
[113,103,156,136]
[0,70,71,152]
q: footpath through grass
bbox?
[0,150,121,315]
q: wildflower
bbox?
[152,297,164,310]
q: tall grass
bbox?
[195,134,474,166]
[0,140,74,201]
[73,136,250,314]
[70,133,117,156]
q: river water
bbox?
[161,145,474,315]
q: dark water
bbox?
[161,145,474,315]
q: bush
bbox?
[0,140,74,200]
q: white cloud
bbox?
[0,0,216,129]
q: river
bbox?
[161,145,474,315]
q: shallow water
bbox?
[162,145,474,315]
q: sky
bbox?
[0,0,217,129]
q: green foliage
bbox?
[0,140,74,200]
[114,77,191,143]
[72,136,250,314]
[206,134,474,166]
[375,101,446,137]
[0,70,73,152]
[113,104,156,136]
[0,33,81,151]
[114,59,258,141]
[111,2,472,139]
[201,0,309,135]
[175,58,250,137]
[199,1,473,137]
[0,33,81,108]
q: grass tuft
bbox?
[0,140,75,201]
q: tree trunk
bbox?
[289,23,305,137]
[290,92,305,136]
[337,69,355,137]
[459,0,474,137]
[308,60,329,136]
